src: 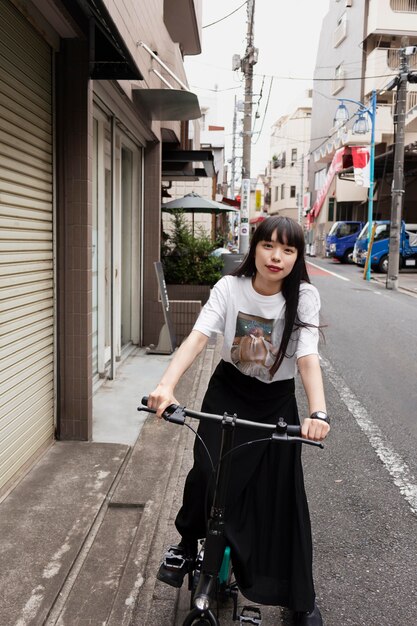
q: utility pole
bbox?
[239,0,257,254]
[386,40,409,290]
[298,153,305,224]
[231,96,237,200]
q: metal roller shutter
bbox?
[0,0,54,492]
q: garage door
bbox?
[0,0,54,493]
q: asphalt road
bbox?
[304,257,417,626]
[176,259,417,626]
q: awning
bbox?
[65,0,143,79]
[132,89,201,121]
[162,149,215,181]
[221,197,240,208]
[250,215,266,224]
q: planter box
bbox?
[170,300,202,344]
[167,284,211,305]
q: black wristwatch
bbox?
[310,411,330,425]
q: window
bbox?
[333,12,347,47]
[332,63,345,95]
[314,168,327,191]
[281,184,285,199]
[374,224,390,241]
[328,198,335,222]
[291,148,297,163]
[337,222,361,237]
[275,186,279,202]
[290,186,296,198]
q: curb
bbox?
[107,343,218,626]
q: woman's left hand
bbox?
[301,417,330,442]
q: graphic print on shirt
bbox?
[231,311,282,381]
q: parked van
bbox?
[325,221,365,263]
[353,221,417,273]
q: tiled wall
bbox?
[56,40,93,441]
[143,141,164,346]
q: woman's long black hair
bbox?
[232,216,314,378]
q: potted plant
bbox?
[162,210,223,304]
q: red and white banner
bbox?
[309,148,346,222]
[351,146,370,188]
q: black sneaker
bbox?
[294,602,323,626]
[156,544,195,588]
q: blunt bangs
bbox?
[252,217,305,254]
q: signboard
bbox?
[146,262,177,354]
[241,178,250,222]
[255,189,262,210]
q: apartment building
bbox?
[309,0,417,256]
[269,94,312,221]
[0,0,207,494]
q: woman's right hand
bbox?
[147,384,179,419]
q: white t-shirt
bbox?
[193,275,320,383]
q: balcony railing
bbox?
[407,91,417,113]
[390,0,417,12]
[387,48,417,69]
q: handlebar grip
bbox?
[287,425,301,436]
[137,398,185,425]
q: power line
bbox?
[203,1,248,29]
[190,84,242,92]
[260,71,397,82]
[187,58,397,82]
[252,76,274,144]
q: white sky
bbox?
[185,0,330,179]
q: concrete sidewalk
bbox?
[371,269,417,296]
[0,341,219,626]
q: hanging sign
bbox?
[351,146,370,187]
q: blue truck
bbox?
[353,220,417,273]
[325,221,365,263]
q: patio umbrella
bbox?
[161,191,238,214]
[161,191,239,234]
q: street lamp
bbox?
[333,89,377,281]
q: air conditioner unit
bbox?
[345,0,352,6]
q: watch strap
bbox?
[309,411,330,425]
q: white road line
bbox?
[306,261,350,281]
[321,356,417,516]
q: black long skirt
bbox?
[175,360,315,612]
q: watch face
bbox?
[311,411,329,423]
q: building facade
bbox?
[269,94,312,222]
[309,0,417,256]
[0,0,208,494]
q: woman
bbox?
[148,216,329,625]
